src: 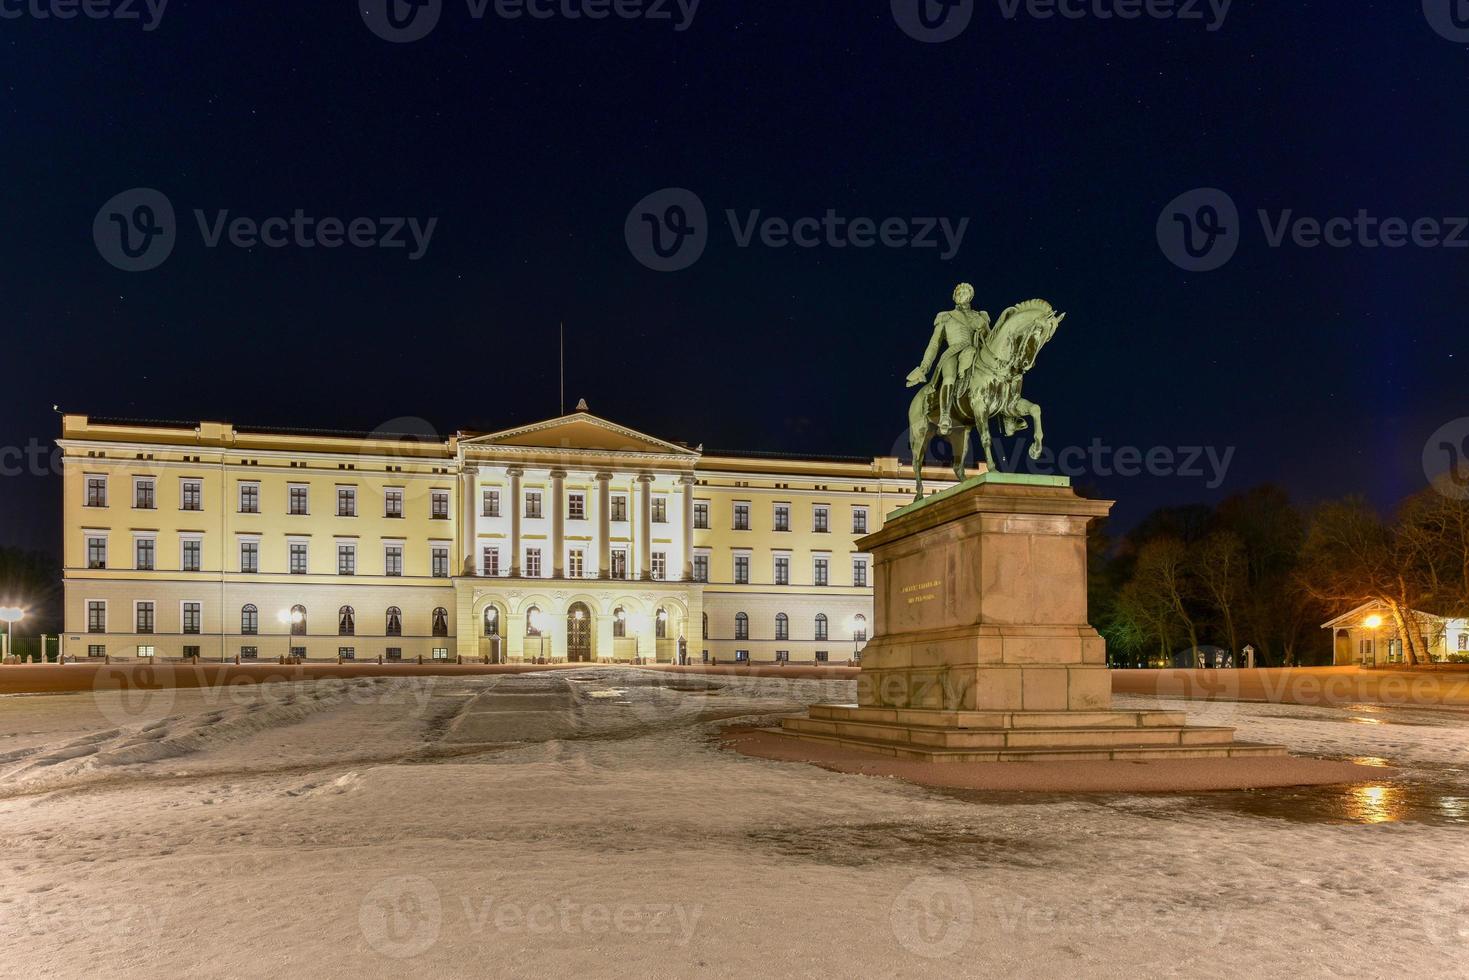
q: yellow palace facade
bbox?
[59,409,973,665]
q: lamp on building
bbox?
[1363,613,1383,666]
[0,607,25,661]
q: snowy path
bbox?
[1,669,1465,979]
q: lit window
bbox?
[483,606,501,636]
[338,606,355,636]
[814,614,829,641]
[432,607,448,637]
[386,607,402,637]
[482,546,500,577]
[611,549,628,580]
[651,551,667,581]
[525,548,542,578]
[241,604,258,635]
[569,549,585,578]
[568,493,586,521]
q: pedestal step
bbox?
[809,703,1194,730]
[773,723,1287,763]
[783,715,1241,750]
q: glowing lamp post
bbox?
[1363,614,1384,666]
[529,609,549,663]
[0,607,24,662]
[278,608,304,661]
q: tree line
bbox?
[1092,482,1469,667]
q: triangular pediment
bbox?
[461,412,699,457]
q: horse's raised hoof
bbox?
[1028,443,1043,460]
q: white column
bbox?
[551,469,566,579]
[679,474,696,582]
[459,463,478,575]
[596,472,612,579]
[637,473,654,581]
[508,466,523,578]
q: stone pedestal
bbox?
[779,474,1283,763]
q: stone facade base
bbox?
[775,474,1283,764]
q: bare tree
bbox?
[1191,532,1246,661]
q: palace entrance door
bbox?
[567,603,593,662]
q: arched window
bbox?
[526,605,543,636]
[655,607,668,639]
[613,606,626,638]
[290,604,307,636]
[338,606,355,636]
[432,607,448,637]
[241,604,258,636]
[853,613,868,642]
[483,606,500,637]
[386,606,402,637]
[735,612,749,640]
[702,612,708,640]
[775,612,789,641]
[814,613,829,641]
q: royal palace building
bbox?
[60,409,975,665]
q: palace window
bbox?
[86,536,107,569]
[775,613,789,641]
[134,478,155,510]
[88,644,106,658]
[734,555,750,585]
[87,601,106,634]
[852,507,869,534]
[135,537,155,571]
[483,488,501,517]
[1460,634,1468,652]
[773,503,790,532]
[338,543,356,576]
[813,505,830,533]
[652,497,668,523]
[813,557,830,587]
[337,487,357,517]
[385,489,404,518]
[182,602,201,635]
[339,606,355,636]
[432,648,449,660]
[814,614,829,641]
[569,549,585,578]
[181,480,203,512]
[135,601,155,634]
[241,604,258,635]
[239,540,259,573]
[384,545,403,577]
[85,475,107,507]
[137,645,155,659]
[525,548,542,578]
[431,490,450,520]
[386,648,402,662]
[774,555,790,586]
[181,538,202,572]
[815,650,829,663]
[288,485,309,515]
[568,492,586,521]
[483,546,500,577]
[733,502,750,530]
[693,501,709,529]
[386,607,403,637]
[611,495,628,522]
[432,546,450,578]
[239,482,260,514]
[240,646,258,661]
[339,647,355,661]
[651,551,667,581]
[775,650,789,663]
[735,650,749,663]
[693,554,709,583]
[432,607,449,637]
[735,612,749,640]
[289,542,308,575]
[484,606,501,636]
[611,549,628,580]
[852,557,868,587]
[290,605,307,636]
[525,490,543,519]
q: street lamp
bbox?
[0,607,25,662]
[845,614,867,663]
[278,608,304,662]
[529,609,549,663]
[1363,613,1383,666]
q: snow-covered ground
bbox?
[2,669,1466,979]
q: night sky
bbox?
[2,1,1466,554]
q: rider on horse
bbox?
[904,282,992,435]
